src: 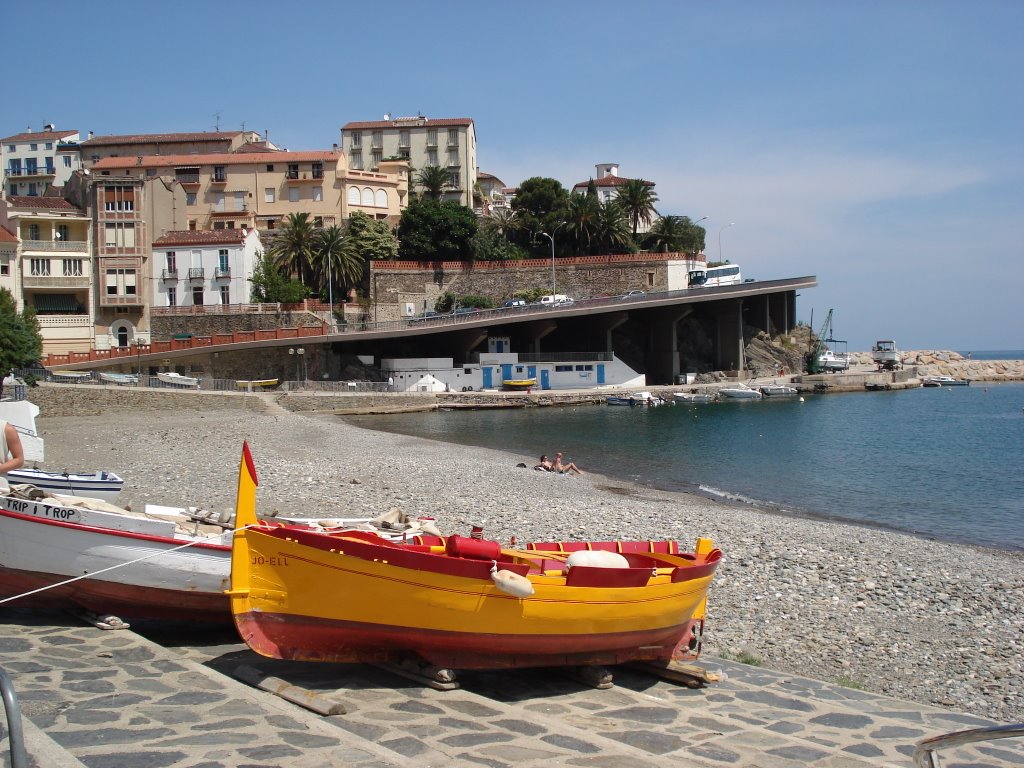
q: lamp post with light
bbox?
[718,222,735,262]
[538,231,555,299]
[689,215,708,256]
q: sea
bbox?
[346,354,1024,553]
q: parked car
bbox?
[619,290,646,300]
[409,310,441,324]
[452,307,481,316]
[501,299,528,308]
[540,294,574,306]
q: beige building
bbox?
[77,130,271,168]
[340,116,477,208]
[2,125,81,196]
[4,195,94,355]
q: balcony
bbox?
[161,268,179,281]
[22,274,91,290]
[175,171,201,188]
[6,167,56,178]
[215,267,231,279]
[285,171,319,183]
[210,174,228,185]
[188,267,205,282]
[21,239,89,253]
[99,293,143,308]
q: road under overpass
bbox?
[47,276,816,386]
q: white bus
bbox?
[688,263,742,288]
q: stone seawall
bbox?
[27,384,268,417]
[849,350,1024,382]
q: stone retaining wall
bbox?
[27,384,267,417]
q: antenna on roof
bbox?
[214,111,221,131]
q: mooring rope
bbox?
[0,522,262,606]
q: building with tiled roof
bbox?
[2,125,81,195]
[151,228,262,312]
[476,171,510,213]
[572,164,657,232]
[340,115,477,208]
[78,130,274,168]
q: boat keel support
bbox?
[628,660,721,688]
[70,611,130,631]
[374,658,460,691]
[233,665,347,716]
[561,665,614,689]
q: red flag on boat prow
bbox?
[242,441,259,487]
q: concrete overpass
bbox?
[43,276,816,386]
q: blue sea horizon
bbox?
[346,381,1024,552]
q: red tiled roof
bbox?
[232,142,280,153]
[342,117,474,130]
[80,131,243,146]
[92,150,339,170]
[1,128,78,143]
[0,225,18,244]
[152,229,254,247]
[6,196,83,213]
[572,176,655,190]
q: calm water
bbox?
[347,381,1024,552]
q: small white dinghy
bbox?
[4,469,125,503]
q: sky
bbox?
[4,0,1022,351]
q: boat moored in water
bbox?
[718,384,763,400]
[228,443,722,671]
[759,384,800,397]
[673,392,717,404]
[922,376,970,387]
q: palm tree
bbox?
[315,225,364,298]
[646,215,687,253]
[416,165,450,200]
[615,178,659,237]
[593,201,634,254]
[267,212,318,285]
[563,193,601,255]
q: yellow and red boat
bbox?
[228,443,722,670]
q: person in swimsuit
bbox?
[551,452,583,474]
[534,454,554,471]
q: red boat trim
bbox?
[0,506,229,551]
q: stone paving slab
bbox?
[2,609,1022,767]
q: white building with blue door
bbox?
[381,336,646,393]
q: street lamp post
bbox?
[298,348,306,381]
[326,246,336,334]
[539,231,555,299]
[718,222,735,262]
[690,216,708,256]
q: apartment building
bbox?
[89,149,407,232]
[4,195,94,355]
[0,224,17,303]
[77,130,270,168]
[340,116,477,208]
[1,125,81,196]
[152,229,262,310]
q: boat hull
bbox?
[5,469,124,503]
[230,525,719,670]
[0,496,231,622]
[719,388,762,399]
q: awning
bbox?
[32,294,81,313]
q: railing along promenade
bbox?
[39,276,812,370]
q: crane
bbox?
[805,309,835,374]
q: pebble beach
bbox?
[35,403,1024,726]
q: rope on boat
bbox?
[0,522,262,606]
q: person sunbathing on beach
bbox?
[552,452,583,475]
[534,454,554,471]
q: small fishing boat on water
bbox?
[759,384,799,397]
[607,391,665,407]
[922,376,970,387]
[99,372,139,386]
[157,372,199,388]
[718,384,763,400]
[673,392,717,404]
[4,469,124,503]
[228,443,722,672]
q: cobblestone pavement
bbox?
[1,609,1021,768]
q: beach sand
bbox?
[34,405,1024,724]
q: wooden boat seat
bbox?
[565,565,654,588]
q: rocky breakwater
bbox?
[849,350,1024,382]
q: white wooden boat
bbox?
[157,372,199,388]
[673,392,716,404]
[816,349,850,372]
[5,468,124,503]
[759,384,799,397]
[0,399,44,462]
[235,378,279,390]
[718,384,763,400]
[50,371,92,383]
[0,489,233,623]
[99,372,139,386]
[871,340,902,371]
[922,376,970,387]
